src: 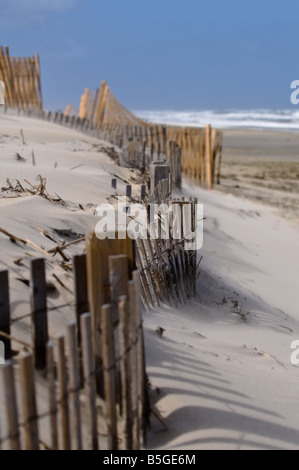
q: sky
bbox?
[0,0,299,112]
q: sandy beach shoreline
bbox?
[144,127,299,449]
[218,128,299,223]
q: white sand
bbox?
[0,114,137,365]
[1,113,299,450]
[146,183,299,450]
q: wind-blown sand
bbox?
[146,186,299,450]
[0,114,138,356]
[217,129,299,223]
[0,115,299,450]
[146,128,299,450]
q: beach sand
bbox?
[0,114,299,449]
[217,129,299,223]
[146,128,299,450]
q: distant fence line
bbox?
[66,81,223,189]
[0,46,42,110]
[0,104,200,310]
[0,104,201,450]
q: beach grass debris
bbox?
[15,152,26,162]
[0,227,50,256]
[48,237,85,256]
[69,163,85,171]
[233,305,250,322]
[20,129,26,145]
[2,176,67,207]
[156,326,165,337]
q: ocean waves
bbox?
[135,109,299,131]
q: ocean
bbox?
[135,109,299,131]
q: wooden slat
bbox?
[86,233,135,395]
[46,342,58,450]
[19,353,39,450]
[34,53,43,110]
[118,296,132,450]
[132,271,147,446]
[128,279,140,450]
[101,304,118,450]
[0,270,11,360]
[67,323,82,450]
[80,313,98,450]
[4,46,15,107]
[205,124,212,189]
[1,361,21,450]
[31,258,48,370]
[73,254,88,344]
[57,336,70,450]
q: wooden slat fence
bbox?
[69,80,222,188]
[0,247,147,450]
[0,46,42,110]
[0,104,203,450]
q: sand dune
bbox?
[146,158,299,450]
[1,114,299,450]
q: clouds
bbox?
[0,0,77,13]
[0,0,78,29]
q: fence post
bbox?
[128,280,140,450]
[57,336,71,450]
[19,353,40,450]
[95,80,108,129]
[73,254,88,344]
[150,163,170,194]
[0,270,11,360]
[85,233,136,397]
[118,296,132,450]
[132,271,147,446]
[80,313,98,450]
[102,304,118,450]
[216,132,223,185]
[205,124,212,189]
[46,342,58,450]
[1,361,21,450]
[126,184,132,198]
[31,258,48,370]
[141,184,146,201]
[67,323,83,450]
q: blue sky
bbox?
[0,0,298,111]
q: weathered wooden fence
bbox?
[135,197,198,309]
[0,245,147,450]
[0,105,200,312]
[66,81,222,189]
[0,101,202,450]
[109,176,199,309]
[0,46,42,110]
